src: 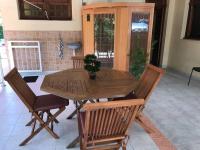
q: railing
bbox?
[8,41,42,72]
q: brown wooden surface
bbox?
[82,2,155,71]
[82,2,155,9]
[41,69,137,101]
[135,64,164,106]
[78,99,144,150]
[82,9,95,56]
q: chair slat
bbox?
[99,109,106,138]
[96,109,103,139]
[78,99,144,149]
[105,109,114,136]
[71,56,84,69]
[102,109,110,136]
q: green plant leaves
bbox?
[84,54,101,73]
[130,48,146,79]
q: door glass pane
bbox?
[130,12,150,77]
[94,14,115,68]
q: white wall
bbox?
[166,0,200,77]
[0,0,82,31]
[0,0,111,31]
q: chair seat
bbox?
[34,94,69,111]
[113,91,137,101]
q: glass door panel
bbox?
[129,12,150,77]
[94,13,115,68]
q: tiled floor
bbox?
[0,76,158,150]
[0,71,199,150]
[145,72,200,150]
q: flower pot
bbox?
[89,72,96,80]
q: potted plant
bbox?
[84,54,101,80]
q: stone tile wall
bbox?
[4,31,82,71]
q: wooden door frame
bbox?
[146,0,167,66]
[82,3,155,71]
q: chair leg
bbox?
[136,116,154,134]
[26,112,45,126]
[67,100,88,119]
[122,141,127,150]
[47,111,59,124]
[66,136,80,148]
[19,107,65,146]
[25,113,35,126]
[25,118,35,126]
[188,69,194,86]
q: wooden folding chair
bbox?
[4,68,69,146]
[77,99,144,150]
[71,56,84,69]
[113,64,164,133]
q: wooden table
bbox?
[40,68,137,148]
[41,68,136,99]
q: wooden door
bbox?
[83,8,116,68]
[129,7,154,72]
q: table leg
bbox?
[67,100,88,119]
[89,99,96,103]
[66,136,80,148]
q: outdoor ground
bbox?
[0,71,199,150]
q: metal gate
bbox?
[8,41,42,72]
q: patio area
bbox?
[1,0,200,150]
[0,71,199,150]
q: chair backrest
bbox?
[4,68,37,112]
[81,99,144,142]
[134,64,164,104]
[71,56,84,69]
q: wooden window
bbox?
[18,0,72,20]
[185,0,200,39]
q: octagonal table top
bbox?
[40,68,138,101]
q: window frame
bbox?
[185,0,200,40]
[18,0,72,21]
